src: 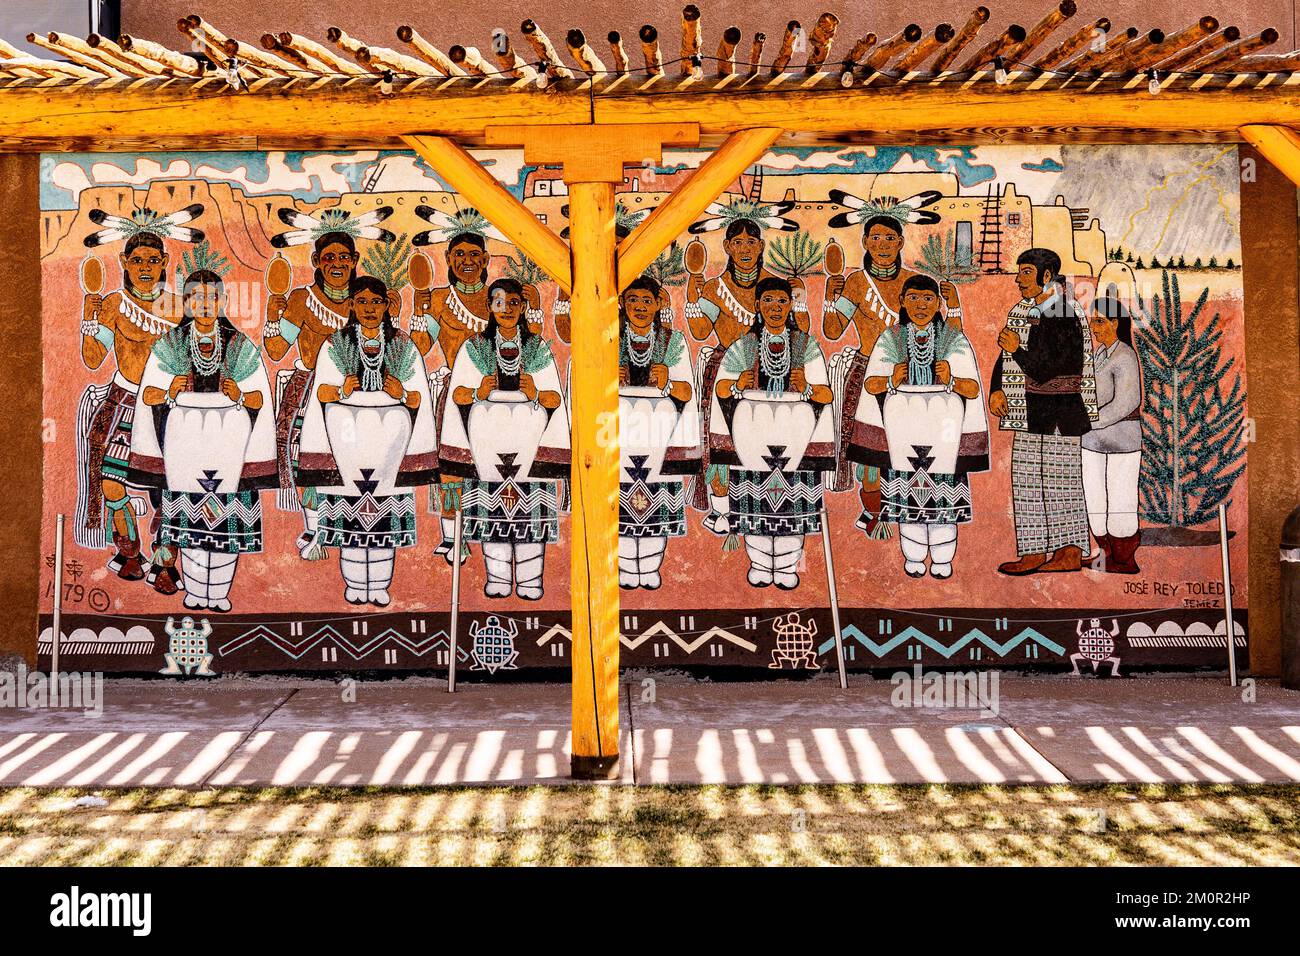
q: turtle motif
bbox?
[159,615,216,677]
[1070,617,1121,676]
[769,611,820,670]
[470,615,520,674]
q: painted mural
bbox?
[38,144,1249,676]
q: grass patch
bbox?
[0,784,1296,866]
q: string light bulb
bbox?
[379,69,394,95]
[225,57,242,90]
[994,56,1009,85]
[1147,69,1161,95]
[536,63,549,88]
[691,54,703,80]
[839,67,853,87]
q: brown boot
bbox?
[1039,544,1083,573]
[998,552,1047,575]
[1085,534,1111,568]
[1106,532,1141,574]
[107,531,146,581]
[150,563,181,595]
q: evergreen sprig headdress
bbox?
[687,197,798,235]
[411,206,506,246]
[84,204,205,248]
[271,206,396,248]
[827,189,942,229]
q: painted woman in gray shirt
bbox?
[1082,287,1143,573]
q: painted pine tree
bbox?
[914,228,977,284]
[505,250,547,287]
[1137,269,1246,530]
[767,230,824,279]
[361,233,411,291]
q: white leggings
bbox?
[619,536,667,588]
[899,523,957,575]
[181,549,238,611]
[1082,449,1140,538]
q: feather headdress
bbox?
[270,206,396,248]
[411,206,506,246]
[827,189,942,229]
[83,204,205,248]
[687,197,797,235]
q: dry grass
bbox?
[0,784,1297,866]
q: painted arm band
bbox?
[85,324,114,349]
[696,298,721,322]
[411,312,441,338]
[275,317,302,346]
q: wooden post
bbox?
[481,122,723,777]
[412,122,790,777]
[566,180,622,777]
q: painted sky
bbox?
[43,143,1241,259]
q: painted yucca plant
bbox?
[767,230,824,279]
[914,229,977,284]
[362,232,411,292]
[182,239,231,277]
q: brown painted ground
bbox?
[0,784,1297,865]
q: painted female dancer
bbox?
[296,276,436,606]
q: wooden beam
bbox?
[618,126,782,287]
[401,134,573,292]
[484,122,698,183]
[1240,124,1300,186]
[7,83,1300,151]
[566,179,621,779]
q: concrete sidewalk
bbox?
[0,674,1297,786]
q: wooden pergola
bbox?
[6,4,1300,777]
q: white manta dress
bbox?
[708,326,835,590]
[439,327,571,600]
[295,324,437,607]
[847,318,990,579]
[127,318,277,612]
[617,321,701,589]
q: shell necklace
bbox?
[307,286,349,330]
[447,286,488,333]
[356,326,385,391]
[760,326,791,397]
[495,330,523,376]
[120,290,174,335]
[626,327,654,368]
[190,322,223,378]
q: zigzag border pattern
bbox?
[821,624,1067,659]
[219,624,458,662]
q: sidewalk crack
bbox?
[624,681,638,785]
[199,688,298,788]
